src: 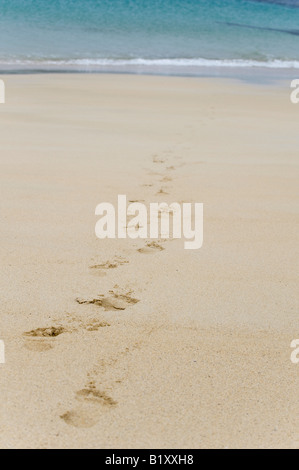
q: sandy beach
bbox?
[0,73,298,448]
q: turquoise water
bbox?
[1,0,299,74]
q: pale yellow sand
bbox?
[0,74,298,448]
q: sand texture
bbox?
[0,74,298,448]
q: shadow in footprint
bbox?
[152,155,165,164]
[156,188,169,195]
[138,241,165,254]
[129,199,145,203]
[89,257,128,276]
[76,292,139,311]
[24,327,65,338]
[76,388,117,406]
[85,320,110,331]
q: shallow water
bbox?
[1,0,299,75]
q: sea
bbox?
[1,0,299,79]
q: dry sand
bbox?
[0,74,298,448]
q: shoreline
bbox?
[0,66,298,86]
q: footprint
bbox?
[152,155,165,164]
[24,341,54,352]
[85,320,110,331]
[24,326,66,338]
[89,257,128,273]
[51,312,111,334]
[61,327,153,429]
[60,408,102,428]
[23,326,65,352]
[138,241,165,254]
[60,386,117,428]
[76,290,139,311]
[160,176,173,183]
[76,388,117,406]
[156,188,169,195]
